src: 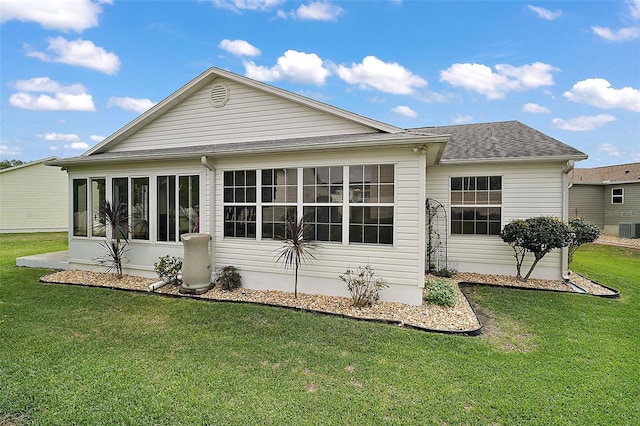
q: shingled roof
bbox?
[569,162,640,184]
[410,120,587,163]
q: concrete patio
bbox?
[16,250,69,270]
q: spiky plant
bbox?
[95,200,130,279]
[274,217,318,298]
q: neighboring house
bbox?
[0,157,68,233]
[48,67,587,305]
[569,162,640,237]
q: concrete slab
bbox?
[16,250,69,270]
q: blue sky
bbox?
[1,0,639,168]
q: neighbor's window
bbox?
[302,166,343,242]
[223,170,257,238]
[612,188,624,204]
[132,177,149,240]
[348,164,395,244]
[450,176,502,235]
[72,179,88,237]
[91,178,106,237]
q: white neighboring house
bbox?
[48,68,587,305]
[0,157,68,233]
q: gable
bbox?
[92,68,399,155]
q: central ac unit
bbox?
[619,223,640,239]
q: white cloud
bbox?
[452,114,473,124]
[212,0,284,12]
[392,105,418,118]
[551,114,616,131]
[592,0,640,41]
[0,144,22,157]
[337,56,427,95]
[25,37,120,75]
[440,62,558,99]
[294,2,344,21]
[598,143,621,156]
[527,5,562,20]
[108,97,156,114]
[523,102,551,113]
[90,135,105,142]
[244,50,330,85]
[40,133,80,142]
[0,0,111,32]
[219,39,261,56]
[563,78,640,112]
[9,77,96,111]
[592,26,640,41]
[65,142,90,150]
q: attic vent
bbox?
[210,83,230,108]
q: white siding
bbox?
[0,161,68,233]
[107,79,378,153]
[426,162,568,280]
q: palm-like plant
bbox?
[274,217,318,298]
[95,200,130,278]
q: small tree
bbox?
[94,200,130,279]
[568,217,600,269]
[274,217,318,298]
[500,216,573,282]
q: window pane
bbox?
[132,177,149,240]
[490,176,502,190]
[91,178,106,237]
[451,177,462,191]
[157,176,176,242]
[477,176,488,190]
[73,179,88,237]
[179,175,199,236]
[379,164,394,183]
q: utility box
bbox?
[180,233,212,294]
[619,223,640,239]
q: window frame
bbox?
[611,187,624,204]
[450,175,503,236]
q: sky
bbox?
[1,0,639,169]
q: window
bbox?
[91,178,106,237]
[132,177,149,240]
[157,176,176,241]
[348,165,395,245]
[223,164,395,245]
[612,188,624,204]
[179,175,200,235]
[72,179,88,237]
[157,175,200,242]
[451,176,502,235]
[223,170,257,238]
[112,178,129,240]
[303,166,343,242]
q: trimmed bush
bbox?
[215,265,242,291]
[154,255,182,285]
[424,279,457,307]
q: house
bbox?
[47,67,587,305]
[569,162,640,237]
[0,157,68,233]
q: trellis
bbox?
[425,198,449,274]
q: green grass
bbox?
[1,234,639,425]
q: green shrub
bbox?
[339,265,388,307]
[215,265,242,291]
[154,255,182,285]
[424,279,457,307]
[568,217,600,269]
[433,267,456,278]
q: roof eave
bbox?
[439,154,589,165]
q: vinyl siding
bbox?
[426,161,567,280]
[107,78,378,153]
[0,162,68,233]
[569,184,605,228]
[603,183,640,235]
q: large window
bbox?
[132,177,149,240]
[612,188,624,204]
[302,166,343,242]
[157,175,200,242]
[450,176,502,235]
[223,164,394,245]
[72,179,88,237]
[91,178,106,237]
[223,170,257,238]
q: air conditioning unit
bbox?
[619,223,640,239]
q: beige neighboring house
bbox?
[48,67,587,305]
[0,157,69,233]
[569,162,640,237]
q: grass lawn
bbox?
[1,233,638,425]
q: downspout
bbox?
[561,160,575,280]
[201,156,215,282]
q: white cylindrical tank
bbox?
[180,233,212,294]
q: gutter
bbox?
[561,160,576,280]
[201,156,216,281]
